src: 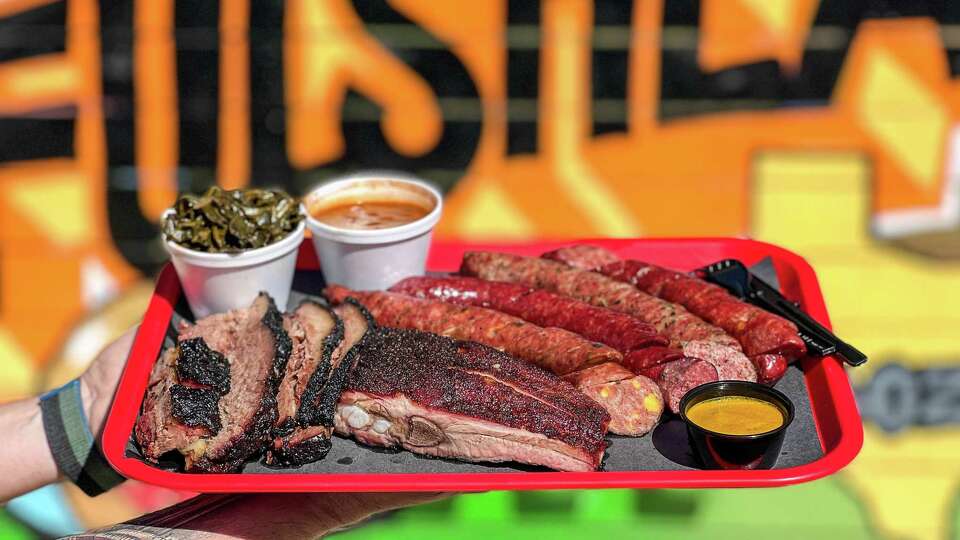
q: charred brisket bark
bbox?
[136,293,291,473]
[268,302,343,466]
[168,337,232,432]
[315,299,375,426]
[170,385,222,432]
[175,338,230,394]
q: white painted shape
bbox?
[873,124,960,238]
[80,256,119,310]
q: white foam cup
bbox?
[303,173,443,291]
[163,210,306,317]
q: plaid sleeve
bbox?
[39,379,125,497]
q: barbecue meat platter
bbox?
[125,242,841,476]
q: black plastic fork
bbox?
[696,259,867,367]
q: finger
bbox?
[124,491,455,539]
[102,325,140,362]
[86,325,139,380]
[294,491,453,529]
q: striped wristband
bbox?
[39,379,125,497]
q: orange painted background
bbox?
[2,0,960,537]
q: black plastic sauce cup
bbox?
[679,381,795,470]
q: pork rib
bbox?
[334,327,610,472]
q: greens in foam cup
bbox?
[162,193,306,318]
[303,173,443,291]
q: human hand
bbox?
[0,326,137,502]
[79,326,138,443]
[77,491,451,539]
[60,327,454,539]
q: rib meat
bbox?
[334,327,610,472]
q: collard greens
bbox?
[163,187,303,253]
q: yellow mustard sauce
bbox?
[685,396,784,436]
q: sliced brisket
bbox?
[267,301,341,466]
[315,299,375,426]
[334,327,610,472]
[136,293,291,473]
[135,348,213,462]
[267,299,374,466]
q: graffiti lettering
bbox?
[506,0,540,155]
[100,0,483,272]
[0,2,72,163]
[316,0,482,184]
[856,363,960,432]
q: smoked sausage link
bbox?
[564,363,663,436]
[547,245,806,361]
[638,358,719,413]
[543,245,804,385]
[390,276,668,353]
[460,251,741,350]
[324,285,620,375]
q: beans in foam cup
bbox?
[303,172,443,291]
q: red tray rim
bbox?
[102,237,863,491]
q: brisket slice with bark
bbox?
[135,293,291,473]
[267,301,343,466]
[266,299,374,466]
[136,338,231,459]
[165,338,232,432]
[316,299,376,426]
[135,347,213,462]
[334,327,610,472]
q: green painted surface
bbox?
[336,478,874,539]
[0,510,34,540]
[0,477,886,538]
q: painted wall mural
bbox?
[1,0,959,537]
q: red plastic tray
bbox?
[103,238,863,492]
